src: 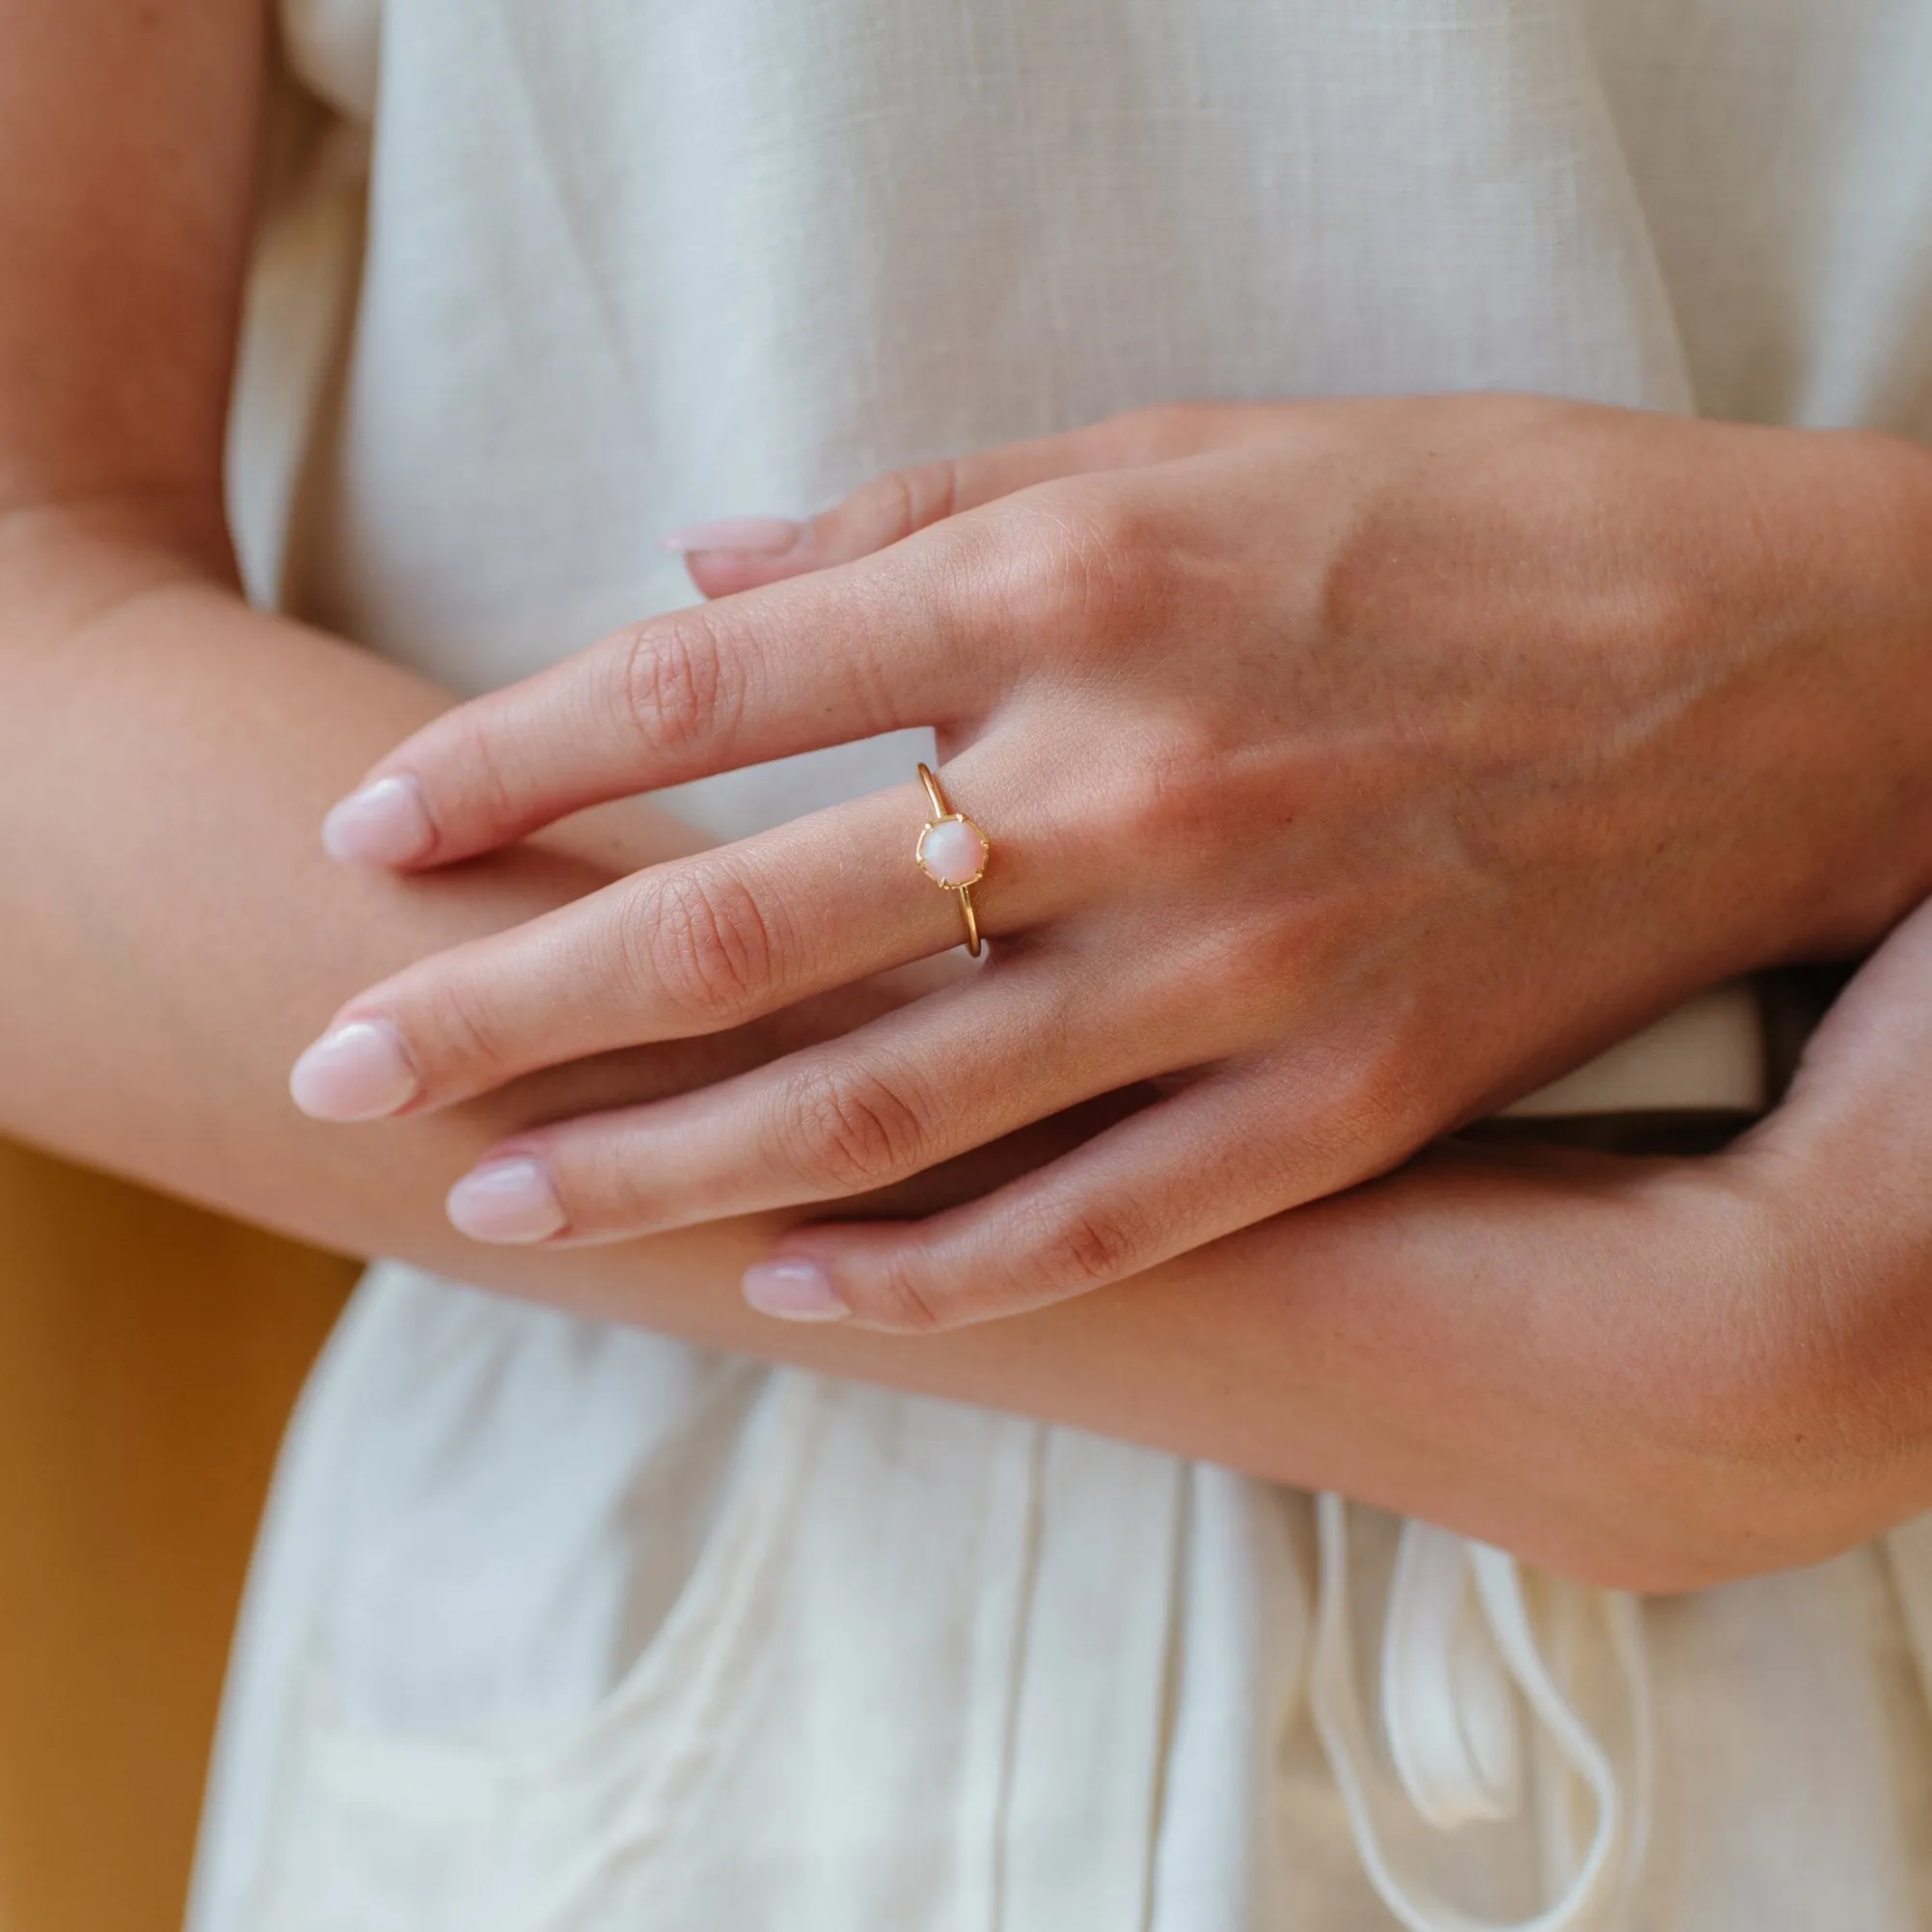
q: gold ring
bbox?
[913,762,990,957]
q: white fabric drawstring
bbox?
[1381,1518,1525,1830]
[1309,1496,1651,1932]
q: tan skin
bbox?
[6,0,1932,1596]
[322,396,1932,1329]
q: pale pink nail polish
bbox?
[659,516,802,557]
[742,1257,850,1322]
[322,775,434,865]
[288,1020,421,1121]
[447,1157,567,1243]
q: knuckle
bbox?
[1257,1037,1435,1199]
[445,707,524,834]
[1023,1196,1151,1296]
[419,972,518,1085]
[1109,728,1227,846]
[624,866,776,1024]
[1320,991,1455,1152]
[559,1133,662,1236]
[1183,923,1298,1038]
[615,612,742,764]
[1052,721,1248,897]
[861,1252,953,1334]
[992,485,1155,639]
[854,459,961,543]
[1112,401,1209,460]
[776,1061,931,1194]
[1338,1044,1435,1158]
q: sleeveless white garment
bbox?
[192,2,1932,1927]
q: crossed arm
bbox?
[8,0,1932,1594]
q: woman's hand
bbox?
[294,395,1932,1330]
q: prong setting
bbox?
[915,812,990,889]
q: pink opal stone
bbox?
[918,816,987,887]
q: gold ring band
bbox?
[913,762,989,957]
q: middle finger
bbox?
[288,773,1051,1121]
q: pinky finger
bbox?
[669,403,1290,599]
[746,1059,1420,1332]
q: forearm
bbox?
[0,2,1517,1516]
[0,510,1348,1489]
[0,505,675,1229]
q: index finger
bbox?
[321,539,996,869]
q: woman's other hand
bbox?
[1118,891,1932,1592]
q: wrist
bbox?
[1749,425,1932,957]
[1721,902,1932,1520]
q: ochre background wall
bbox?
[0,1140,353,1931]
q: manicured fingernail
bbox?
[659,516,802,557]
[289,1019,421,1121]
[322,775,434,865]
[446,1157,567,1243]
[742,1257,850,1322]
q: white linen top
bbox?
[192,3,1932,1927]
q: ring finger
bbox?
[439,957,1171,1244]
